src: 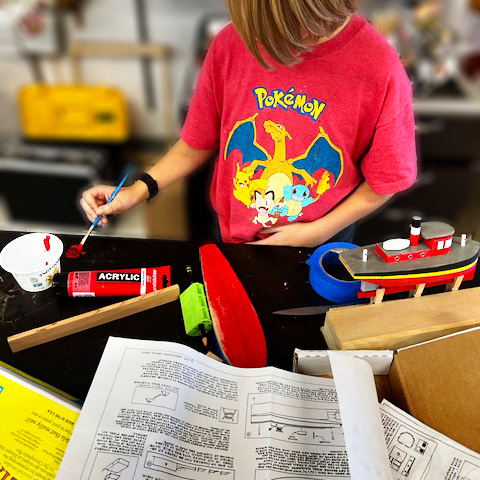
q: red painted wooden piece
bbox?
[199,244,267,368]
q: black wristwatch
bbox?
[135,172,159,201]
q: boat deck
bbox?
[340,237,480,278]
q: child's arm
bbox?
[80,139,215,224]
[250,181,394,248]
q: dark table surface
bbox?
[0,231,328,401]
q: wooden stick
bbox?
[206,352,224,363]
[371,288,385,305]
[446,275,464,292]
[409,283,426,298]
[8,285,180,353]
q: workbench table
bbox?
[0,231,326,400]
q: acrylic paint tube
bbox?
[52,267,171,297]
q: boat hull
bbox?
[357,261,477,298]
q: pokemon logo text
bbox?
[253,87,327,121]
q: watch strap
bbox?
[135,172,159,201]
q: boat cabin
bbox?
[376,220,455,264]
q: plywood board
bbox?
[325,287,480,350]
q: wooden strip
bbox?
[409,283,426,298]
[446,275,464,292]
[206,352,224,363]
[69,42,169,59]
[371,288,385,304]
[8,285,180,353]
[325,286,480,351]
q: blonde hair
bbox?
[225,0,357,69]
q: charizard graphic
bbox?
[225,113,344,194]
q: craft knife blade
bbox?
[272,303,360,316]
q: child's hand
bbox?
[248,222,329,248]
[80,182,149,225]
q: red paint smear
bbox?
[199,244,267,368]
[44,235,51,251]
[66,244,85,259]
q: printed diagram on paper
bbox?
[56,339,352,480]
[246,393,343,446]
[88,452,138,480]
[220,407,239,424]
[380,401,480,480]
[144,451,235,480]
[459,461,480,480]
[382,410,437,479]
[131,386,179,410]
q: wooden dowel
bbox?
[8,285,180,353]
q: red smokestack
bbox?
[410,216,422,246]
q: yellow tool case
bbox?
[19,84,129,142]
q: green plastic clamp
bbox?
[179,282,212,337]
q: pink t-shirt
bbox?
[181,16,417,243]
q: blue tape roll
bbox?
[306,242,362,304]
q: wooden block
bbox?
[320,325,338,350]
[8,285,180,353]
[324,287,480,351]
[446,275,464,292]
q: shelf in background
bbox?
[415,99,480,117]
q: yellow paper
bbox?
[0,372,80,480]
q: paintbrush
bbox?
[67,166,135,258]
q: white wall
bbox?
[0,0,227,139]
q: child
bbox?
[80,0,417,248]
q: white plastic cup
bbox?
[0,233,63,292]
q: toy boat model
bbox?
[339,217,480,299]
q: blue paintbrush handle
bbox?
[92,166,134,227]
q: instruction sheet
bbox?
[56,338,479,480]
[380,400,480,480]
